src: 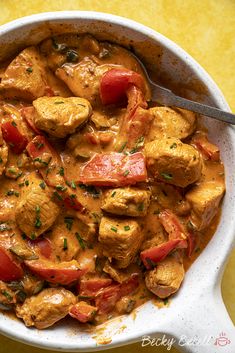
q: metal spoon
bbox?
[134,54,235,125]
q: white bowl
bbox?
[0,11,235,353]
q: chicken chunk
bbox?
[147,107,196,141]
[56,57,122,105]
[0,47,48,101]
[32,97,92,138]
[15,176,60,239]
[144,137,203,187]
[145,253,185,298]
[48,216,88,261]
[0,142,8,176]
[186,180,225,230]
[16,287,76,329]
[101,187,151,217]
[99,216,143,268]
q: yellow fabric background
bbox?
[0,1,234,352]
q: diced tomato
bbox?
[119,275,139,297]
[140,239,183,269]
[79,152,147,187]
[69,301,97,323]
[100,68,145,105]
[21,106,41,134]
[63,195,85,212]
[26,135,64,187]
[1,121,28,154]
[126,85,147,119]
[79,278,113,297]
[28,237,52,259]
[193,136,220,161]
[126,107,153,149]
[44,86,55,97]
[24,259,87,285]
[159,209,188,248]
[95,277,139,314]
[0,246,23,281]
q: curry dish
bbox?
[0,34,225,329]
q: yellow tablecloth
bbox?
[0,1,234,352]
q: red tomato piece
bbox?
[159,209,188,248]
[28,237,52,259]
[140,239,183,269]
[26,135,64,187]
[126,106,153,149]
[79,278,113,297]
[119,275,139,297]
[1,121,28,154]
[79,152,147,187]
[95,284,121,314]
[69,301,97,323]
[192,135,220,161]
[95,277,139,314]
[100,68,145,105]
[0,246,23,281]
[21,106,41,134]
[24,259,87,285]
[63,195,85,212]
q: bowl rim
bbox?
[0,10,234,352]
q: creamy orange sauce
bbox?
[0,33,225,329]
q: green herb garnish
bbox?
[75,232,85,250]
[118,141,127,153]
[35,205,41,229]
[111,226,117,232]
[26,67,33,73]
[63,238,68,250]
[160,172,173,180]
[39,181,46,190]
[59,167,64,176]
[64,217,74,231]
[66,49,79,63]
[111,191,116,197]
[124,225,130,231]
[123,170,129,177]
[170,143,177,149]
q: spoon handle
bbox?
[151,82,235,125]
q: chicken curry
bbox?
[0,34,225,329]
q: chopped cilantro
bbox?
[123,170,129,177]
[111,226,117,232]
[124,225,130,231]
[11,121,17,127]
[111,191,116,197]
[25,180,29,186]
